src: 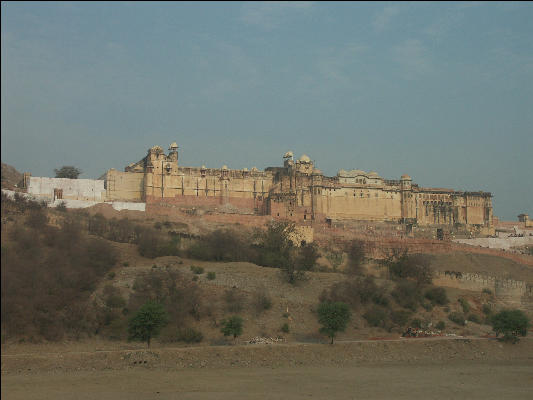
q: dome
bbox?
[221,165,228,170]
[368,171,381,178]
[149,145,163,153]
[251,166,258,172]
[401,174,412,180]
[243,167,248,172]
[283,151,294,158]
[299,154,311,163]
[169,142,178,149]
[337,169,347,176]
[201,165,206,169]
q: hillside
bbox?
[1,163,23,189]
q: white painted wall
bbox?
[111,202,146,211]
[453,236,533,250]
[2,189,145,211]
[28,177,105,201]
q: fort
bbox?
[23,142,495,237]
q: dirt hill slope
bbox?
[1,162,23,189]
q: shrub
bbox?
[448,312,466,326]
[192,275,199,282]
[319,276,379,309]
[107,272,116,280]
[224,288,244,313]
[387,251,433,284]
[177,327,203,343]
[422,302,433,311]
[252,287,272,314]
[206,271,216,280]
[458,298,470,313]
[467,314,481,324]
[345,240,366,275]
[363,306,388,328]
[317,302,351,344]
[491,309,530,343]
[436,321,446,330]
[190,265,204,275]
[482,288,493,295]
[187,229,254,262]
[410,318,423,329]
[281,323,290,333]
[103,285,126,309]
[295,242,320,271]
[390,309,412,327]
[482,304,492,315]
[25,209,48,229]
[424,287,449,305]
[55,201,67,212]
[391,281,422,311]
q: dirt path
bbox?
[3,360,533,400]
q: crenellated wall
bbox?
[100,144,494,231]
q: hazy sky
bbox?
[2,2,532,219]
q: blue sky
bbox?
[1,1,532,219]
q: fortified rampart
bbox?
[99,143,495,234]
[433,271,533,311]
[19,143,498,238]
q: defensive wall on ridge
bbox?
[432,271,533,311]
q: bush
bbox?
[387,251,433,285]
[436,321,446,330]
[176,327,203,343]
[467,314,481,324]
[482,288,493,295]
[345,240,366,275]
[363,306,388,328]
[319,276,380,309]
[482,304,492,315]
[281,323,290,333]
[410,318,423,329]
[103,285,126,308]
[390,309,412,327]
[391,281,422,311]
[491,309,530,343]
[25,209,48,229]
[424,287,449,305]
[55,201,67,212]
[252,287,272,314]
[317,302,351,344]
[224,288,244,313]
[206,271,216,280]
[190,265,204,275]
[458,298,470,313]
[448,312,466,326]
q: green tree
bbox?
[54,166,82,179]
[491,309,530,343]
[220,315,243,341]
[317,302,351,344]
[128,301,169,347]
